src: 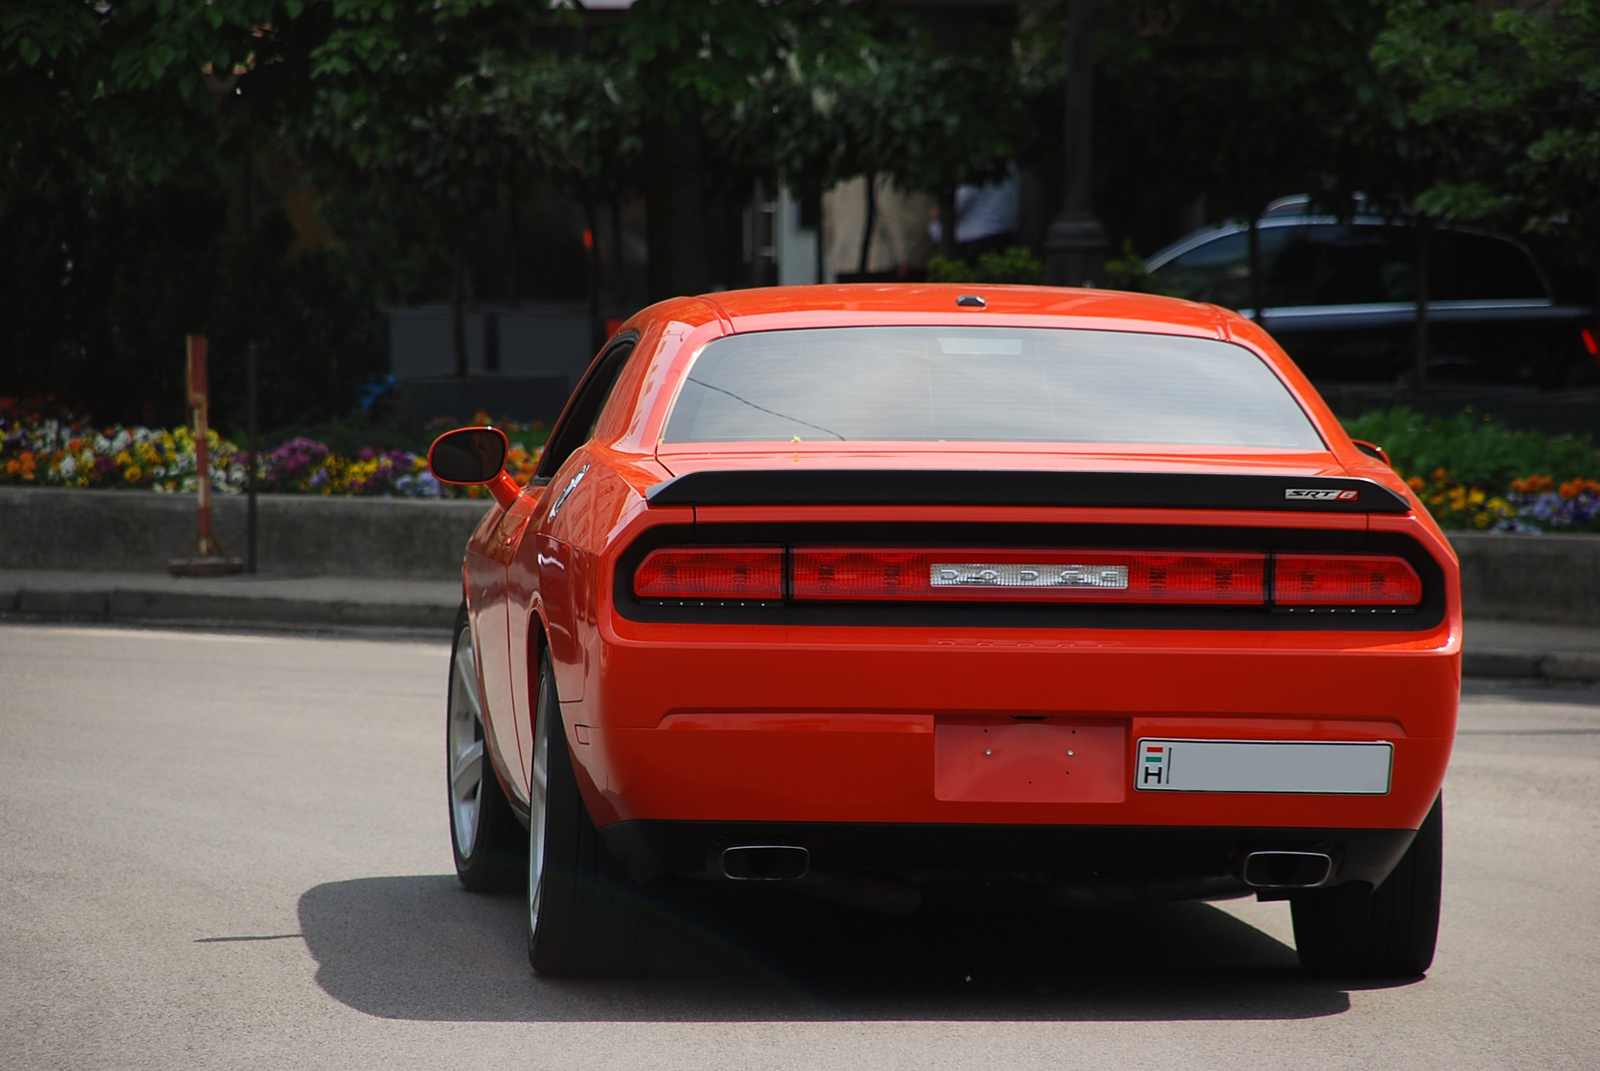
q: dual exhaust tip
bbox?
[1241,850,1333,889]
[721,844,810,882]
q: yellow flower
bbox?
[124,465,143,483]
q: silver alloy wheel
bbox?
[448,627,487,859]
[527,665,552,937]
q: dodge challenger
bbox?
[428,284,1459,978]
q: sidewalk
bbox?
[0,569,460,633]
[2,568,1595,680]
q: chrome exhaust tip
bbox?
[1241,850,1334,889]
[721,845,810,882]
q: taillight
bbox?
[632,546,1424,608]
[791,548,1266,604]
[1582,326,1598,360]
[633,547,783,599]
[1274,554,1422,606]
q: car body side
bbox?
[455,285,1460,893]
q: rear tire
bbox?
[1291,793,1443,977]
[447,604,525,893]
[527,649,657,976]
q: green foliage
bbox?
[1092,1,1390,239]
[927,247,1046,285]
[1372,0,1600,273]
[0,183,382,431]
[1342,407,1600,488]
[1102,239,1178,295]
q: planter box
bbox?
[3,486,1597,621]
[1448,530,1600,625]
[0,486,488,580]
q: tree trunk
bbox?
[643,113,709,301]
[506,164,522,309]
[451,227,471,379]
[939,188,958,260]
[1410,222,1432,392]
[858,173,878,276]
[585,200,602,353]
[1246,209,1263,323]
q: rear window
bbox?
[662,327,1324,449]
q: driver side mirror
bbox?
[428,427,521,508]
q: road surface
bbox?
[1,623,1595,1069]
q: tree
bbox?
[1373,0,1600,339]
[1093,0,1391,315]
[0,0,383,428]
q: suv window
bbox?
[1153,220,1550,308]
[663,327,1324,449]
[1149,225,1301,310]
[1269,224,1412,306]
[1432,231,1545,301]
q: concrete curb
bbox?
[3,591,456,632]
[0,571,460,633]
[1461,650,1600,683]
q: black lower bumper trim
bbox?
[599,820,1418,890]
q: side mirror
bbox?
[428,427,521,508]
[1350,439,1392,468]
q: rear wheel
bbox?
[1291,794,1443,977]
[447,604,525,892]
[527,649,658,976]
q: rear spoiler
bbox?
[645,470,1410,514]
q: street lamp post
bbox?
[1045,0,1109,288]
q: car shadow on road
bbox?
[297,874,1410,1022]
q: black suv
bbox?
[1146,201,1597,387]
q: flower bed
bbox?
[5,399,1596,531]
[0,399,545,500]
[1344,407,1600,534]
[1399,469,1600,533]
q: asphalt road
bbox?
[1,623,1596,1071]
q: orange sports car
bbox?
[429,284,1458,978]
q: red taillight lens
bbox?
[1582,326,1598,360]
[1274,554,1422,606]
[633,546,1424,608]
[791,548,1266,604]
[633,547,783,599]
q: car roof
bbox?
[695,284,1235,339]
[1146,213,1529,271]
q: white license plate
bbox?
[1135,739,1392,794]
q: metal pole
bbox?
[169,335,242,575]
[189,335,215,557]
[246,341,259,574]
[1045,0,1110,288]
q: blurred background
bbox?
[2,0,1597,438]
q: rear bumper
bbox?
[564,626,1459,836]
[600,818,1419,889]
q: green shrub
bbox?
[1102,239,1180,296]
[1341,407,1600,488]
[927,246,1046,285]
